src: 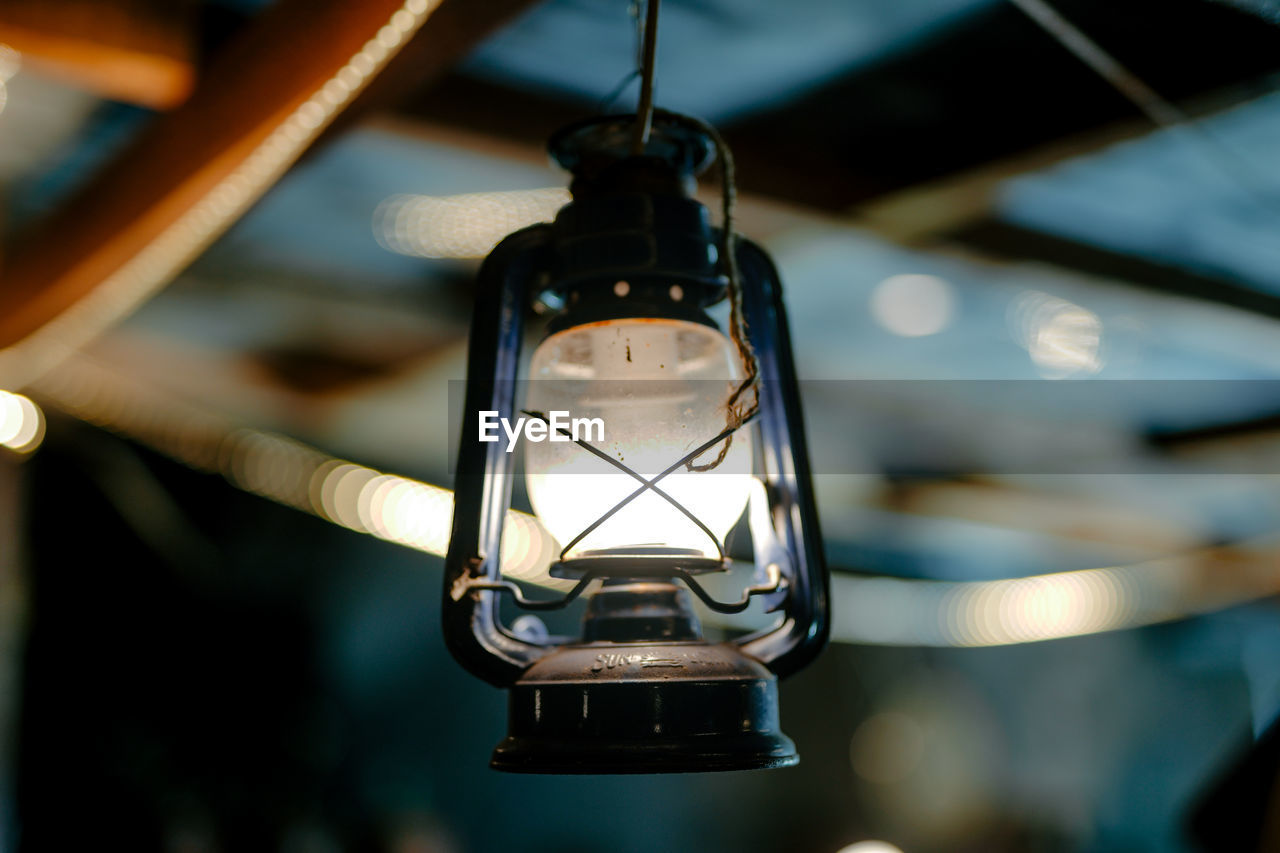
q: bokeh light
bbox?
[0,390,44,453]
[32,355,560,584]
[1009,290,1104,377]
[0,43,19,81]
[0,43,18,118]
[869,273,955,337]
[374,188,571,259]
[835,841,906,853]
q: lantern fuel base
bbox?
[443,114,829,774]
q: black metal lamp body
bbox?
[443,115,828,774]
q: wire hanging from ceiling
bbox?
[1007,0,1280,218]
[622,0,760,470]
[630,0,661,155]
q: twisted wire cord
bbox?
[625,0,759,471]
[654,110,761,473]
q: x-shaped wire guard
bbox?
[457,408,788,615]
[530,407,742,562]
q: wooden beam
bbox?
[946,219,1280,321]
[848,118,1150,245]
[847,80,1265,246]
[880,479,1201,555]
[0,0,538,386]
[317,1,543,146]
[379,84,1280,330]
[387,3,1279,233]
[717,0,1280,212]
[389,72,587,162]
[0,0,195,109]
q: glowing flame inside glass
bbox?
[524,317,753,563]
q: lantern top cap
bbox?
[549,113,716,184]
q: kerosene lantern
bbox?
[443,109,828,773]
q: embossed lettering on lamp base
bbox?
[490,581,798,774]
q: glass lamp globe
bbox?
[525,316,752,566]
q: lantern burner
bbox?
[490,579,799,774]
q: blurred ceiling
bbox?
[1,0,1279,597]
[6,5,1280,849]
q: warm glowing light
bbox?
[1009,290,1104,377]
[0,43,19,117]
[0,390,43,453]
[836,842,906,853]
[0,44,19,81]
[224,428,327,507]
[524,318,753,563]
[30,355,559,583]
[824,548,1266,647]
[945,568,1130,645]
[869,274,954,337]
[307,457,555,580]
[374,188,571,259]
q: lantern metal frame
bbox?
[443,114,828,774]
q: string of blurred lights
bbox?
[374,188,572,259]
[29,355,556,583]
[23,353,1280,648]
[830,541,1280,647]
[0,0,445,391]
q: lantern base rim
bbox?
[489,641,798,774]
[490,732,798,774]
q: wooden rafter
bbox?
[0,0,195,108]
[0,0,541,386]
